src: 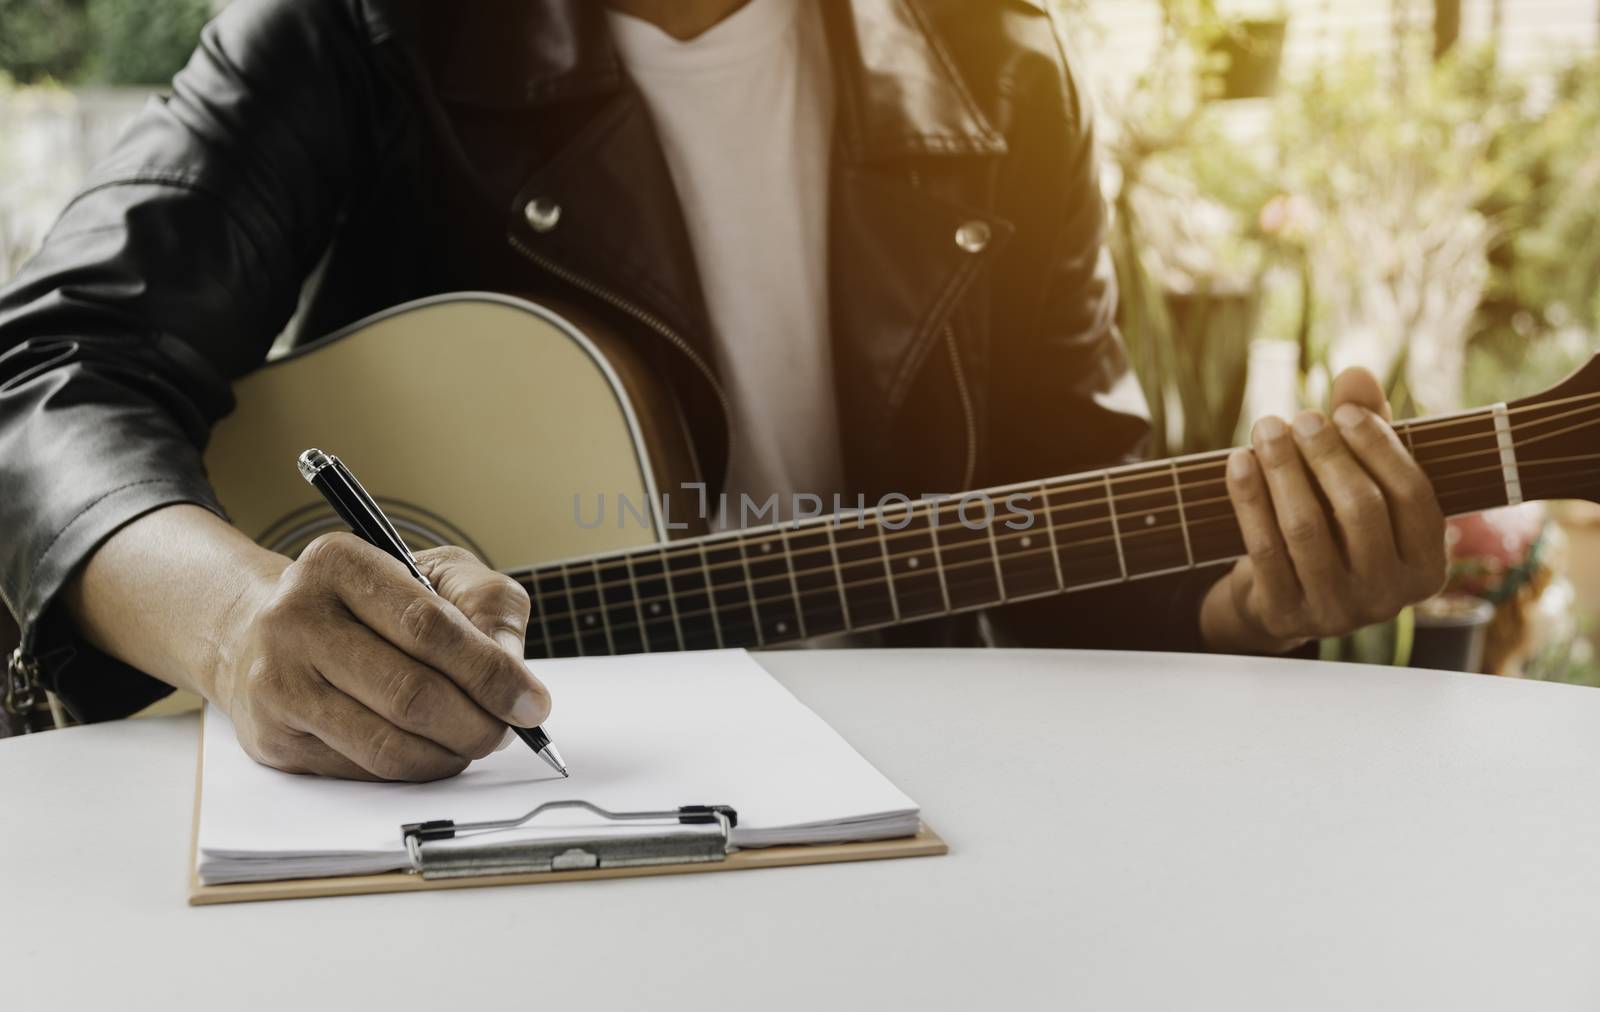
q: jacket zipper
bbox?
[944,323,977,490]
[507,234,733,432]
[5,644,42,725]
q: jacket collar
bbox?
[391,0,1007,159]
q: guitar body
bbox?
[205,293,697,570]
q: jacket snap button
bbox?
[955,220,991,253]
[523,197,562,233]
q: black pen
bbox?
[296,448,567,778]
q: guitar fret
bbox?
[1038,484,1066,590]
[833,517,896,628]
[564,564,608,656]
[591,559,615,654]
[1103,474,1128,580]
[1183,457,1244,566]
[521,576,548,659]
[666,546,720,651]
[661,547,686,650]
[743,532,801,643]
[699,543,725,648]
[993,490,1058,599]
[825,524,854,630]
[530,570,577,658]
[1047,477,1124,590]
[597,555,645,655]
[628,550,681,653]
[982,501,1008,601]
[740,538,766,647]
[927,505,953,611]
[933,499,1003,610]
[874,516,902,624]
[789,522,848,638]
[779,527,809,640]
[624,557,647,648]
[705,538,760,647]
[883,502,947,621]
[1171,461,1194,567]
[1107,467,1194,578]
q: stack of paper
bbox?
[196,649,920,884]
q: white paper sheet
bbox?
[197,650,917,882]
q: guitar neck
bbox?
[518,399,1571,659]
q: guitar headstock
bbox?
[1505,353,1600,505]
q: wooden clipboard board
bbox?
[188,714,947,906]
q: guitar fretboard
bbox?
[515,397,1582,658]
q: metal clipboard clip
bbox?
[401,800,739,880]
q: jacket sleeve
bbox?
[0,0,384,720]
[980,13,1226,653]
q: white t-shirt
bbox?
[606,0,839,529]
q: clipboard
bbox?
[188,716,947,906]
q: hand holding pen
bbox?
[288,448,566,778]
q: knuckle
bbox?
[298,532,360,572]
[1246,538,1285,569]
[363,727,419,781]
[252,729,306,771]
[1341,486,1388,527]
[385,670,435,727]
[500,575,532,611]
[243,655,291,702]
[1259,608,1303,641]
[1282,512,1324,547]
[420,544,478,566]
[398,595,448,647]
[459,643,516,702]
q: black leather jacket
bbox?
[0,0,1223,722]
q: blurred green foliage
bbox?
[1460,56,1600,406]
[0,0,210,86]
[0,0,89,83]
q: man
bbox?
[0,0,1446,776]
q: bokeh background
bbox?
[4,0,1600,680]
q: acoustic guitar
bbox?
[204,291,1598,659]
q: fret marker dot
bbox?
[775,621,788,634]
[1020,536,1033,549]
[650,603,663,615]
[908,557,920,569]
[585,615,597,626]
[1144,515,1156,527]
[761,541,773,553]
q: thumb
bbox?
[1330,365,1391,423]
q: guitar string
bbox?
[533,473,1532,650]
[535,450,1600,637]
[526,407,1590,617]
[528,437,1585,625]
[525,396,1600,600]
[538,467,1590,651]
[525,452,1600,639]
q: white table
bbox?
[5,649,1600,1010]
